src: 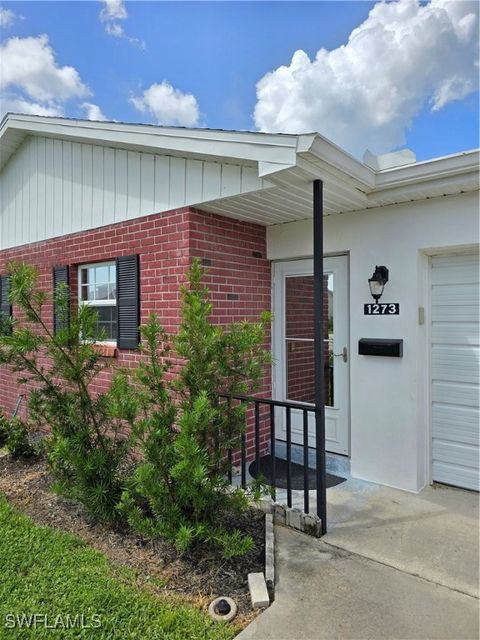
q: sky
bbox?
[0,0,478,162]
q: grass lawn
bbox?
[0,495,238,639]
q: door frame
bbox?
[272,254,351,455]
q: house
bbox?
[0,113,478,496]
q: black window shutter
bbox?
[0,275,12,333]
[53,265,70,335]
[116,255,140,349]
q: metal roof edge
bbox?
[0,113,302,172]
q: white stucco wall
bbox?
[267,191,479,491]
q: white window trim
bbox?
[78,261,117,345]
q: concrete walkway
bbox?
[238,482,479,640]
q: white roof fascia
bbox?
[295,137,479,197]
[374,149,480,191]
[366,173,480,207]
[0,114,301,170]
[304,135,376,190]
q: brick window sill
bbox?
[92,344,118,358]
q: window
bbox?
[78,262,117,342]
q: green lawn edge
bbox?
[0,494,238,639]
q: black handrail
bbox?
[218,393,321,520]
[219,392,315,411]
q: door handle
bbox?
[333,347,348,363]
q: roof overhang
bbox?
[1,113,478,227]
[0,113,304,170]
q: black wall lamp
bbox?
[368,265,389,301]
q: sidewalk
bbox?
[238,482,479,640]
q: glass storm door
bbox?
[273,256,350,455]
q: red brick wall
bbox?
[188,210,272,460]
[0,207,272,460]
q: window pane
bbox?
[326,273,334,407]
[81,268,89,285]
[286,340,315,403]
[108,283,116,300]
[285,272,335,407]
[91,305,117,340]
[96,307,115,321]
[285,276,314,339]
[286,340,334,407]
[95,265,109,284]
[80,285,88,301]
[95,283,109,300]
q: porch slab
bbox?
[325,480,480,598]
[237,525,479,640]
[274,479,479,598]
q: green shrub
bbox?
[0,411,8,447]
[119,260,271,557]
[0,259,270,556]
[0,262,134,522]
[0,409,35,458]
[5,416,35,458]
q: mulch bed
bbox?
[0,452,265,625]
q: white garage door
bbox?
[431,253,479,491]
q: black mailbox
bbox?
[358,338,403,358]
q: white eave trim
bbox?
[374,149,480,191]
[0,113,304,169]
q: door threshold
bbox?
[271,439,351,477]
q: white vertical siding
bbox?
[53,139,63,237]
[45,138,54,239]
[0,135,269,249]
[103,148,115,226]
[127,151,141,219]
[37,138,47,240]
[154,155,170,212]
[140,153,154,215]
[114,149,127,223]
[92,145,104,229]
[82,144,93,230]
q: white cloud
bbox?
[0,95,63,117]
[105,22,124,37]
[1,35,90,102]
[99,0,127,22]
[81,102,108,121]
[0,35,90,118]
[99,0,145,49]
[254,0,479,157]
[130,81,200,127]
[0,6,16,27]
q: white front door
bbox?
[273,256,350,455]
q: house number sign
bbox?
[364,303,400,315]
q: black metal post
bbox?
[286,406,292,508]
[303,409,309,514]
[270,404,276,501]
[254,401,260,475]
[313,179,327,534]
